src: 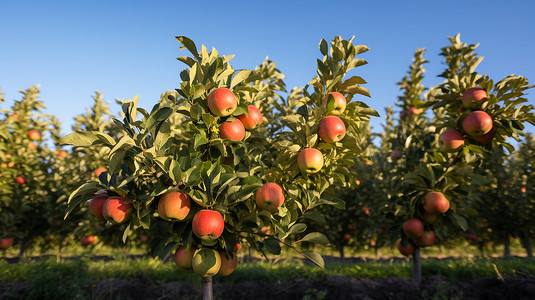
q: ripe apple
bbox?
[237,105,263,130]
[347,224,357,230]
[343,233,351,241]
[57,151,67,159]
[28,142,37,150]
[413,231,435,247]
[318,116,346,143]
[81,235,98,246]
[94,167,107,177]
[462,111,493,136]
[362,206,370,215]
[192,210,225,240]
[16,176,26,185]
[218,252,238,276]
[219,119,245,141]
[402,219,424,238]
[255,182,285,213]
[322,92,347,115]
[28,130,41,140]
[88,195,109,221]
[461,232,477,241]
[207,88,237,117]
[174,246,196,272]
[1,163,6,168]
[521,187,527,193]
[439,129,465,152]
[462,87,487,109]
[192,248,222,277]
[8,114,18,121]
[158,191,191,221]
[396,239,414,257]
[422,212,438,224]
[423,191,450,214]
[391,150,402,160]
[140,235,148,243]
[470,128,495,144]
[0,238,14,249]
[102,196,133,224]
[233,243,242,253]
[297,148,324,174]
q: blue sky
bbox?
[1,0,534,137]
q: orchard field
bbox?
[1,35,535,300]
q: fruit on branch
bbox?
[174,246,196,272]
[158,191,191,221]
[413,231,435,247]
[439,129,465,152]
[461,232,478,241]
[423,191,450,214]
[28,142,37,150]
[462,111,493,136]
[192,248,222,277]
[218,251,238,276]
[322,92,347,116]
[207,87,237,117]
[140,235,148,243]
[318,116,346,143]
[396,239,414,256]
[400,107,423,120]
[81,235,98,246]
[237,105,263,130]
[297,148,324,174]
[462,87,487,109]
[28,130,41,140]
[192,210,225,240]
[343,233,351,241]
[391,150,402,160]
[94,167,107,177]
[402,219,424,238]
[219,119,245,141]
[88,194,109,221]
[255,182,285,213]
[15,176,26,185]
[102,196,133,224]
[0,238,14,249]
[233,243,242,253]
[470,128,495,144]
[362,206,370,215]
[56,151,67,158]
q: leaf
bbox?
[287,223,307,235]
[145,107,173,131]
[319,39,328,56]
[302,211,326,224]
[175,36,200,59]
[298,232,330,245]
[230,70,252,89]
[262,237,281,255]
[301,250,324,268]
[452,213,468,231]
[60,131,100,146]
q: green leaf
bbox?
[287,223,307,235]
[262,237,281,255]
[319,39,328,56]
[175,36,200,60]
[297,232,330,245]
[452,213,468,231]
[303,211,326,224]
[231,70,252,89]
[60,131,100,146]
[301,250,324,268]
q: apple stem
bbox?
[201,276,213,300]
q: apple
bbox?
[347,224,357,230]
[362,206,370,215]
[396,239,414,257]
[57,151,67,159]
[423,191,450,214]
[7,161,14,168]
[470,128,495,144]
[462,87,487,109]
[255,182,285,213]
[192,248,222,277]
[192,210,225,240]
[0,238,14,249]
[140,235,148,243]
[237,105,263,130]
[174,246,196,272]
[28,142,37,150]
[207,88,237,117]
[402,219,424,238]
[461,232,478,241]
[28,130,40,140]
[318,116,346,143]
[413,231,435,247]
[158,191,191,221]
[400,107,422,120]
[219,119,245,141]
[88,195,109,221]
[8,114,18,121]
[94,167,107,177]
[297,148,324,174]
[102,196,133,224]
[343,233,351,241]
[409,107,423,115]
[422,212,438,224]
[1,163,6,168]
[218,252,238,276]
[16,176,26,185]
[391,150,402,160]
[260,226,271,235]
[521,187,527,193]
[233,243,242,253]
[322,92,346,115]
[462,111,493,136]
[81,235,98,246]
[439,129,465,152]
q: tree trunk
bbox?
[503,237,511,258]
[374,245,381,257]
[521,235,533,258]
[478,244,485,257]
[412,246,422,285]
[339,246,344,260]
[202,276,213,300]
[18,238,28,258]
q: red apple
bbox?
[391,150,402,160]
[521,187,527,193]
[343,233,351,241]
[192,210,225,240]
[255,182,285,213]
[88,195,108,221]
[28,130,41,140]
[0,238,14,249]
[297,148,324,174]
[409,107,423,115]
[402,219,424,238]
[322,92,347,116]
[347,224,357,230]
[237,105,263,130]
[422,212,438,224]
[461,232,478,241]
[396,239,414,257]
[233,243,242,253]
[462,111,493,136]
[218,252,238,276]
[207,88,237,117]
[423,191,450,214]
[362,206,370,215]
[102,196,133,224]
[94,167,107,177]
[462,87,487,109]
[28,142,37,150]
[413,231,435,247]
[174,246,196,272]
[16,176,26,185]
[57,151,67,159]
[439,129,465,152]
[470,128,495,144]
[140,235,148,243]
[219,119,245,141]
[158,191,191,221]
[81,235,98,246]
[318,116,346,143]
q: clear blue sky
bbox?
[1,0,534,137]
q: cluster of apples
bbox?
[297,92,347,174]
[88,190,133,224]
[439,87,495,152]
[207,87,263,141]
[397,191,450,256]
[174,243,240,277]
